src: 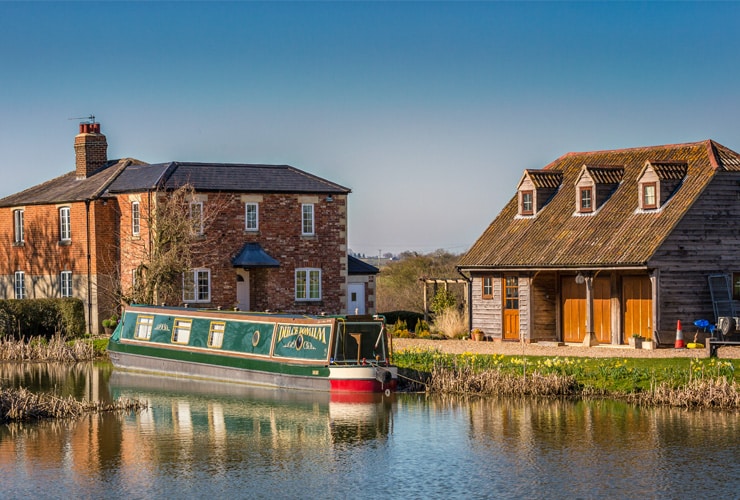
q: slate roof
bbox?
[231,242,280,268]
[0,159,139,207]
[0,160,351,207]
[107,162,351,194]
[348,255,379,275]
[458,140,740,270]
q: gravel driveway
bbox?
[392,338,740,359]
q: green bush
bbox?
[0,298,86,340]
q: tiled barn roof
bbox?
[458,140,740,270]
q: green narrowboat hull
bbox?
[107,304,397,393]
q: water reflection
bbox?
[1,364,738,499]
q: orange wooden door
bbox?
[593,277,611,344]
[623,276,652,341]
[561,278,586,342]
[562,276,611,343]
[502,276,519,340]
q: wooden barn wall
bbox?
[519,275,530,340]
[471,273,502,338]
[650,171,740,340]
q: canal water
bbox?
[0,362,738,499]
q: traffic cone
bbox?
[674,320,685,349]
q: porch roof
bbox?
[231,243,280,268]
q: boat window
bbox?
[135,315,154,340]
[172,318,192,344]
[208,321,225,348]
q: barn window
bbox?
[579,187,593,213]
[482,276,494,299]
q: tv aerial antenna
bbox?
[68,114,96,124]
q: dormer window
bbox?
[642,183,657,209]
[637,161,687,211]
[579,187,593,213]
[516,169,562,217]
[575,164,623,214]
[520,190,534,215]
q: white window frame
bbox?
[245,202,259,231]
[190,202,204,235]
[60,271,73,297]
[59,206,71,242]
[132,201,141,236]
[13,209,24,244]
[183,268,211,303]
[301,203,315,236]
[295,268,321,301]
[14,271,26,299]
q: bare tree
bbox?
[103,184,235,308]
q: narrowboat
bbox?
[107,304,398,393]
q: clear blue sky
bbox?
[2,2,739,257]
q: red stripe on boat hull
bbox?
[330,378,397,393]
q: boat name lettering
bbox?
[154,324,170,332]
[277,325,327,344]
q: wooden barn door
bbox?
[502,276,520,340]
[593,277,611,344]
[562,276,611,343]
[561,278,586,342]
[623,276,652,341]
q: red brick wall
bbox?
[115,191,348,314]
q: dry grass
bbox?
[0,386,146,422]
[626,378,740,409]
[427,365,579,396]
[432,309,468,339]
[0,335,95,362]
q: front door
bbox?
[347,283,365,315]
[502,276,519,340]
[623,275,652,341]
[236,271,250,311]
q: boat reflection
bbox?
[109,371,395,447]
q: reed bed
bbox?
[0,386,146,423]
[428,364,579,396]
[0,335,97,362]
[626,378,740,409]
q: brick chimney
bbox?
[74,122,108,179]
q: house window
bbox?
[208,321,226,348]
[245,202,259,231]
[59,207,71,241]
[190,202,204,235]
[520,191,534,216]
[14,271,26,299]
[642,183,657,209]
[132,201,140,236]
[295,268,321,301]
[733,273,740,301]
[183,268,210,303]
[579,187,593,213]
[504,276,519,309]
[134,315,154,340]
[60,271,73,297]
[302,204,315,235]
[482,276,494,299]
[13,209,24,244]
[172,318,192,344]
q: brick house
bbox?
[0,122,376,334]
[457,140,740,345]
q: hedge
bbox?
[0,298,86,340]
